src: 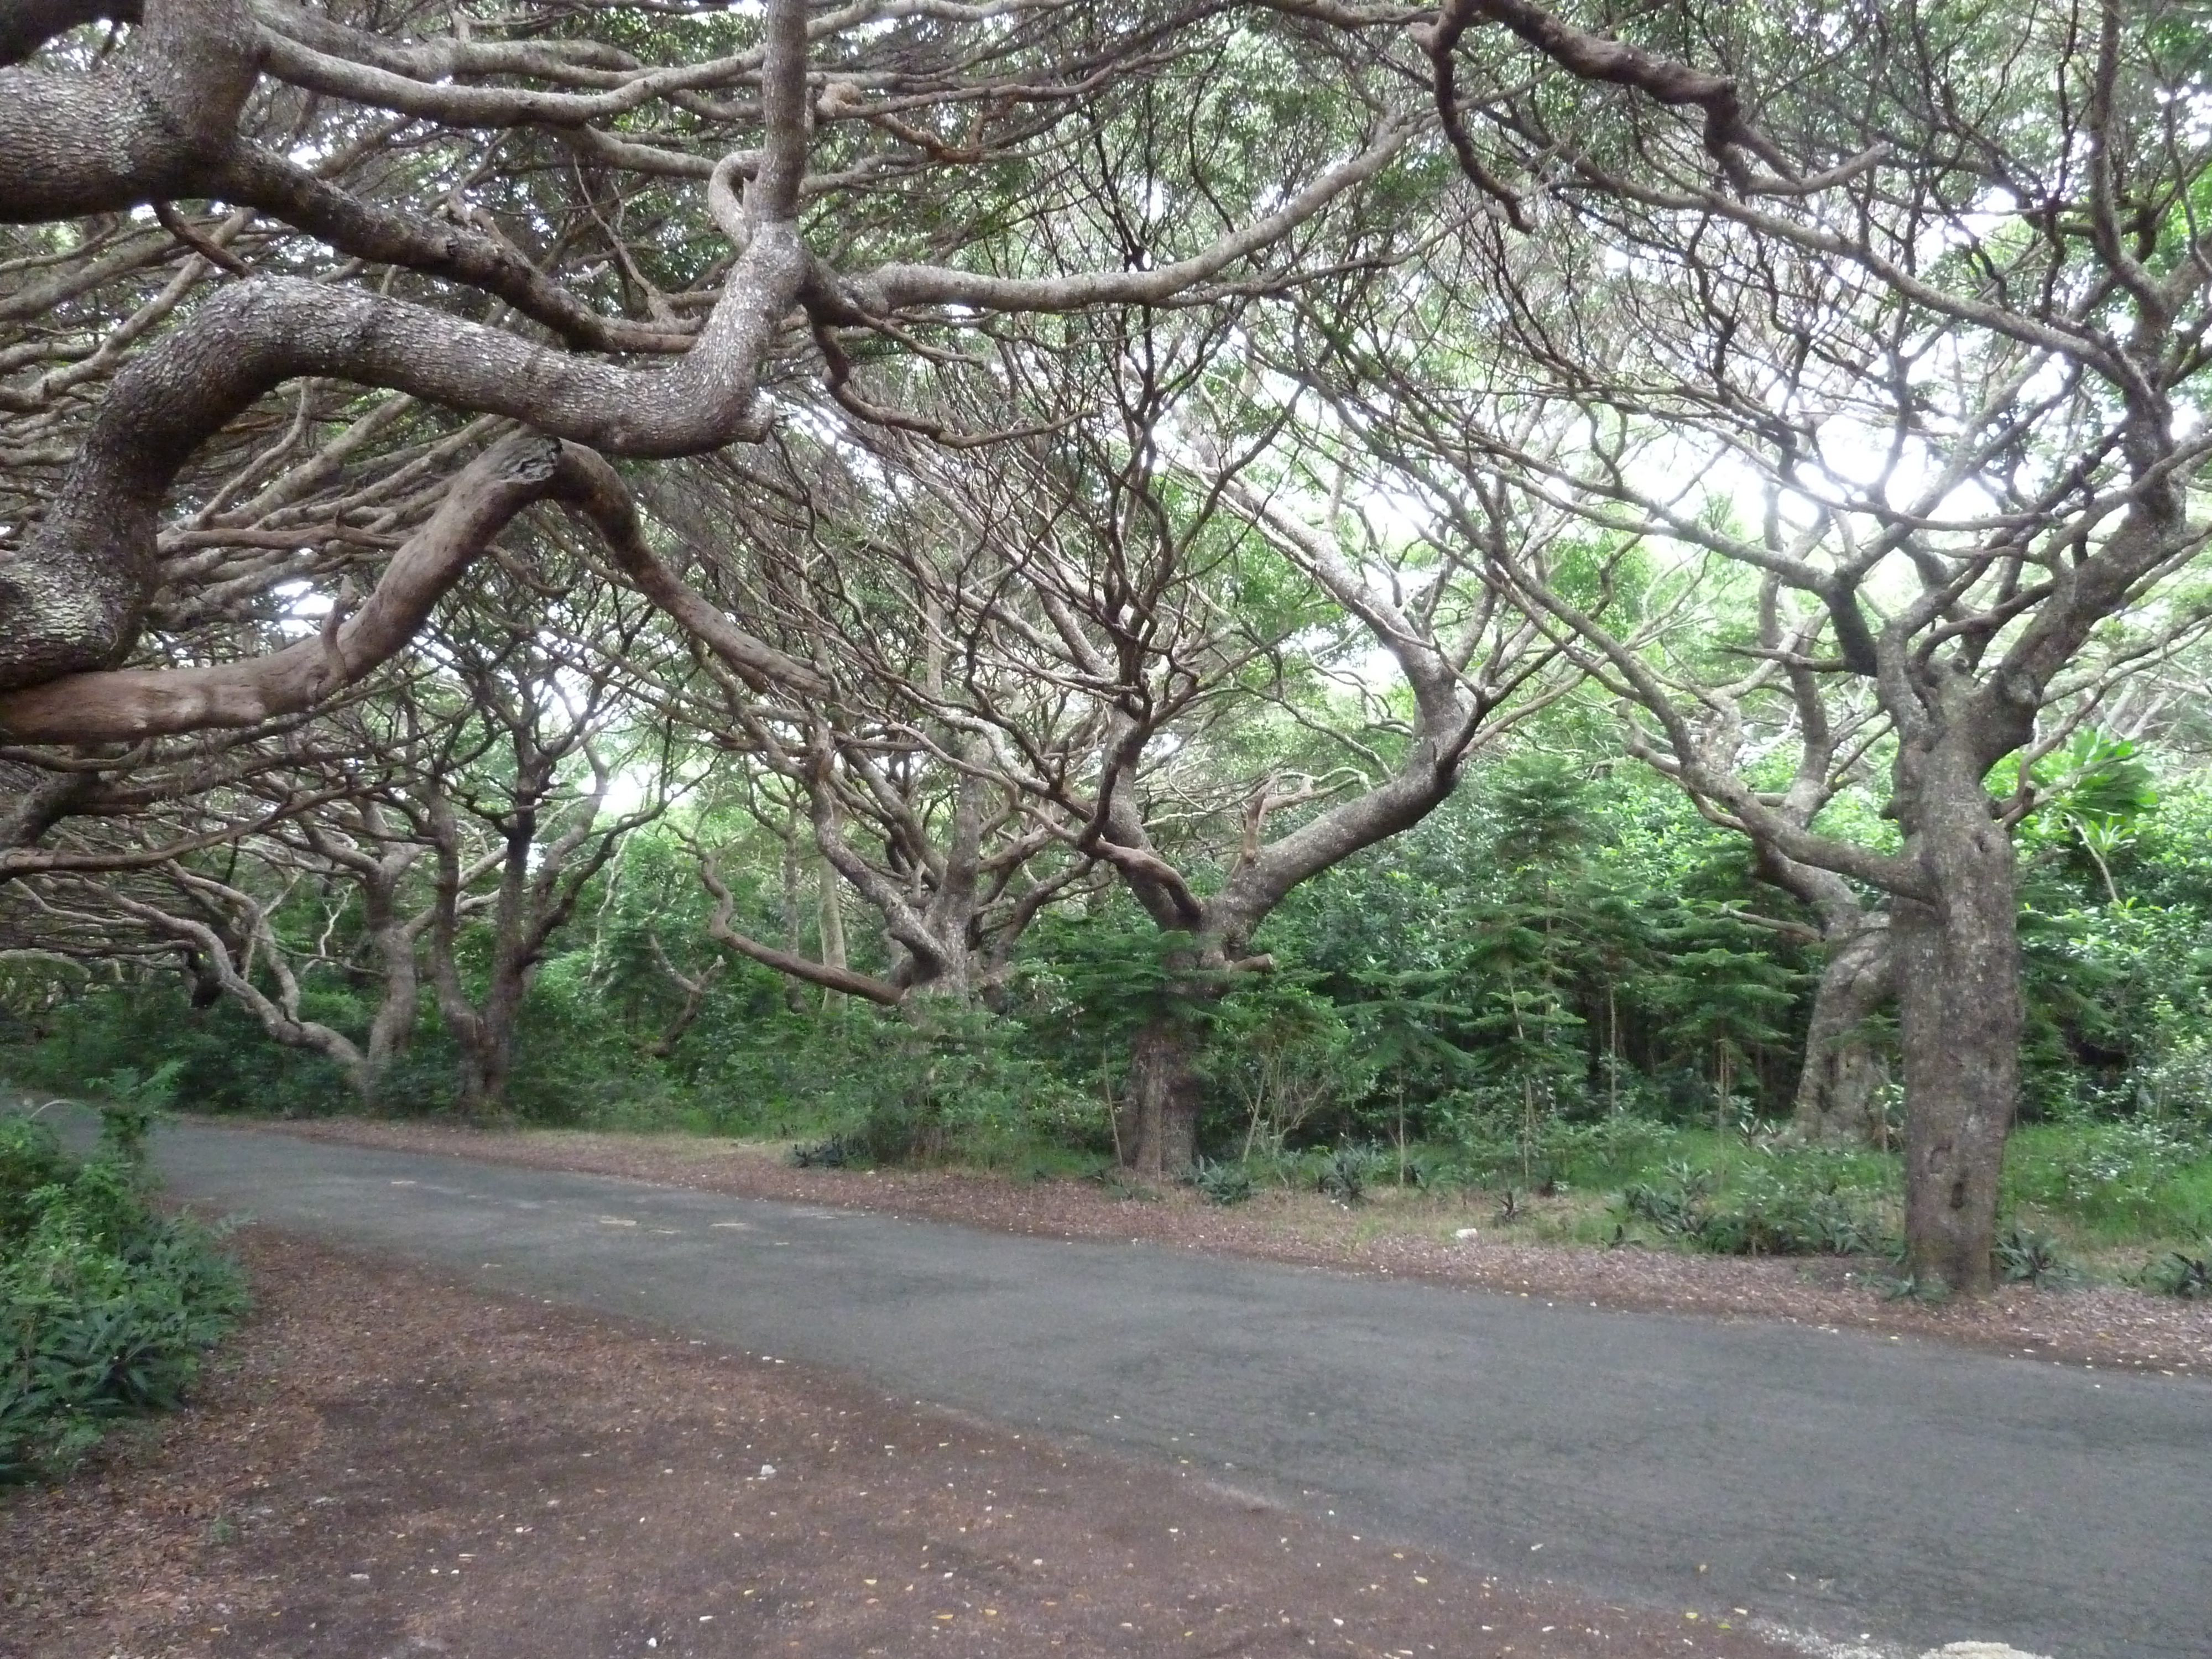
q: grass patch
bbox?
[1999,1120,2212,1251]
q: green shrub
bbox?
[1189,1156,1255,1206]
[2001,1119,2212,1241]
[1994,1223,2077,1287]
[1618,1159,1718,1237]
[839,1006,1094,1167]
[2138,1246,2212,1299]
[789,1134,863,1170]
[86,1060,185,1159]
[0,1117,246,1483]
[1401,1149,1479,1193]
[7,982,354,1118]
[0,1115,70,1243]
[1616,1156,1892,1256]
[1314,1144,1390,1206]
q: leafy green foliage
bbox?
[1993,1224,2076,1288]
[1188,1156,1255,1206]
[87,1060,184,1161]
[1314,1144,1385,1206]
[2000,1120,2212,1241]
[7,979,355,1119]
[0,1115,69,1245]
[1203,981,1373,1160]
[2137,1247,2212,1300]
[0,1115,246,1484]
[1615,1153,1893,1256]
[739,1002,1098,1169]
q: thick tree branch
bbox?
[697,849,904,1005]
[0,0,258,221]
[0,435,826,742]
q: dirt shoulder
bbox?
[3,1226,1811,1659]
[230,1115,2211,1381]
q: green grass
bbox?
[565,1102,2212,1266]
[1218,1117,2212,1271]
[1999,1120,2212,1254]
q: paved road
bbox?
[139,1119,2209,1659]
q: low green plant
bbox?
[1402,1149,1478,1193]
[1615,1156,1891,1256]
[788,1134,863,1170]
[1188,1156,1255,1206]
[2137,1246,2212,1299]
[0,1115,70,1242]
[1315,1144,1387,1206]
[2001,1119,2212,1241]
[1,1117,246,1483]
[87,1058,186,1161]
[1994,1223,2077,1287]
[1616,1159,1717,1235]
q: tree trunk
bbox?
[817,849,848,1014]
[1122,1015,1202,1180]
[363,951,419,1092]
[779,825,808,1013]
[457,957,527,1115]
[455,1045,499,1115]
[360,869,422,1104]
[1894,770,2021,1296]
[1792,914,1894,1146]
[453,1022,512,1115]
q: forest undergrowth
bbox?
[0,1077,246,1484]
[9,761,2212,1301]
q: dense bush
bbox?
[1615,1154,1894,1257]
[2137,1247,2212,1300]
[0,1113,246,1483]
[7,981,356,1119]
[2000,1119,2212,1243]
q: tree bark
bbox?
[88,875,376,1100]
[461,939,528,1114]
[1123,1014,1202,1180]
[1893,760,2021,1296]
[1792,912,1894,1146]
[358,858,424,1101]
[779,820,809,1013]
[424,800,520,1118]
[816,848,848,1011]
[446,809,551,1117]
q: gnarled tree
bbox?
[1415,0,2212,1291]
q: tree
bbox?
[650,437,1105,1009]
[0,0,1408,747]
[1409,0,2212,1290]
[397,551,675,1113]
[859,308,1582,1175]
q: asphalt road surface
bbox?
[138,1118,2210,1659]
